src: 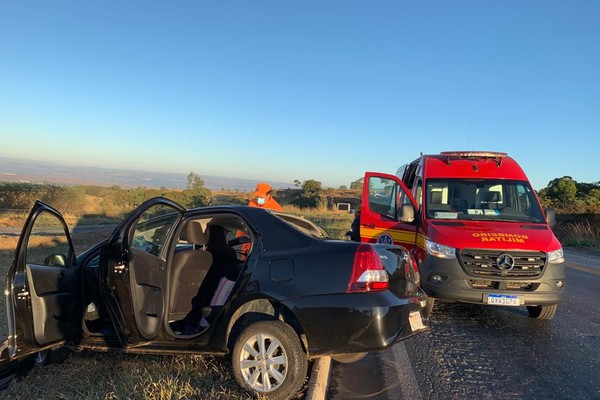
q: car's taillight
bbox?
[347,243,389,293]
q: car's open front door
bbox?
[3,201,79,362]
[360,172,419,250]
[100,198,184,346]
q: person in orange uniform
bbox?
[238,183,282,259]
[247,182,283,211]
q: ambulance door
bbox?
[360,172,419,250]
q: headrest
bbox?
[184,221,208,245]
[431,191,442,204]
[206,225,228,247]
[487,191,502,202]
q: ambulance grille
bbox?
[468,280,537,291]
[459,250,546,278]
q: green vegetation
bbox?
[350,177,363,190]
[536,177,600,249]
[0,171,211,216]
[538,176,600,214]
[292,179,323,208]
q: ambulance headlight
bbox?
[426,240,456,259]
[547,248,565,264]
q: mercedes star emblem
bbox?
[496,254,515,271]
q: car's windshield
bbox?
[274,213,330,239]
[425,179,545,223]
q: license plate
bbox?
[487,294,521,306]
[409,311,426,331]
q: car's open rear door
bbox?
[0,201,80,378]
[100,198,184,346]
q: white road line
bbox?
[306,356,331,400]
[566,262,600,277]
[391,342,423,400]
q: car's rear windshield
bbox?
[273,213,331,239]
[425,179,545,223]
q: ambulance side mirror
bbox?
[399,204,415,223]
[545,208,556,227]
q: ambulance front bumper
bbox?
[419,256,566,306]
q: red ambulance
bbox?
[360,151,565,319]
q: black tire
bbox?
[332,352,368,364]
[34,350,50,367]
[527,304,558,320]
[34,347,71,367]
[232,320,307,400]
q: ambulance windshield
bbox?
[424,179,545,223]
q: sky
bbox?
[0,1,598,190]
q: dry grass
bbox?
[556,220,600,248]
[281,203,355,240]
[1,352,261,400]
[0,210,120,229]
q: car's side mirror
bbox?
[545,208,556,227]
[399,204,416,223]
[43,253,67,267]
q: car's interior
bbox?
[81,213,253,340]
[166,215,252,336]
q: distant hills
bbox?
[0,156,293,192]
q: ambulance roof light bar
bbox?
[438,151,508,166]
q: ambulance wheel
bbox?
[526,304,557,320]
[332,352,368,364]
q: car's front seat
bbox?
[169,221,213,321]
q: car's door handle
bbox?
[363,223,376,229]
[114,263,127,274]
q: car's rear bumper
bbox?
[420,257,566,306]
[284,290,429,357]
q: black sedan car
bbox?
[0,197,428,399]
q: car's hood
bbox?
[427,220,562,252]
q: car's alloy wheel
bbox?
[239,332,287,392]
[232,320,307,399]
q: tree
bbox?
[187,172,205,191]
[339,185,348,190]
[183,171,211,208]
[293,179,322,208]
[293,179,302,188]
[350,177,364,190]
[546,176,577,204]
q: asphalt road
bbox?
[328,248,600,399]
